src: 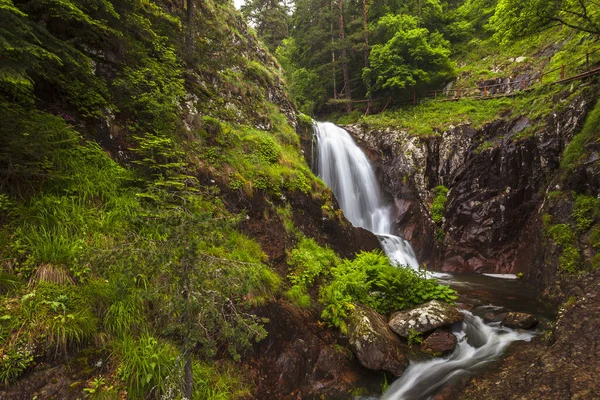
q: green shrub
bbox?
[285,237,340,307]
[319,251,457,333]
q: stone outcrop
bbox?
[347,304,409,376]
[388,300,463,337]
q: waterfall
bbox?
[313,122,418,269]
[313,122,536,400]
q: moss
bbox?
[561,99,600,173]
[572,194,600,232]
[431,185,449,225]
[546,224,582,273]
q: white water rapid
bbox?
[313,122,418,268]
[381,310,534,400]
[312,121,537,400]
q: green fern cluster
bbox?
[319,251,457,333]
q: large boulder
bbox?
[389,300,463,337]
[347,304,409,376]
[501,312,539,330]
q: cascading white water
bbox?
[313,122,418,269]
[381,311,535,400]
[313,121,536,400]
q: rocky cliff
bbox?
[345,84,596,279]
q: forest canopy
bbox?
[238,0,600,115]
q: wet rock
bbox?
[501,312,539,330]
[389,300,463,337]
[347,304,409,376]
[472,305,507,323]
[421,330,458,356]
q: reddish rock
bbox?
[421,330,458,356]
[502,312,539,330]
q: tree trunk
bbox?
[184,354,193,399]
[362,0,371,114]
[331,0,337,99]
[338,0,351,113]
[186,0,195,55]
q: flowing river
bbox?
[312,121,540,400]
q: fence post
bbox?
[523,79,527,90]
[457,88,461,99]
[561,64,565,80]
[434,90,437,99]
[484,85,487,96]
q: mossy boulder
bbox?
[389,300,463,337]
[347,304,409,376]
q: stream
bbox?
[312,122,546,400]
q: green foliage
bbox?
[241,0,290,52]
[572,194,600,232]
[115,335,176,399]
[431,185,449,225]
[83,376,118,400]
[561,99,600,174]
[193,361,252,400]
[0,341,34,386]
[319,251,457,332]
[285,237,340,307]
[546,224,582,273]
[490,0,600,44]
[103,292,145,338]
[407,328,424,346]
[364,14,455,96]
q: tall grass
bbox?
[115,335,176,399]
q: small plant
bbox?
[407,329,424,345]
[192,361,251,400]
[475,140,494,154]
[115,335,176,399]
[0,343,34,386]
[83,376,118,400]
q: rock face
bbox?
[388,300,463,337]
[250,301,382,399]
[421,330,458,356]
[347,304,409,376]
[345,90,593,273]
[501,312,539,330]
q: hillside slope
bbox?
[0,0,384,397]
